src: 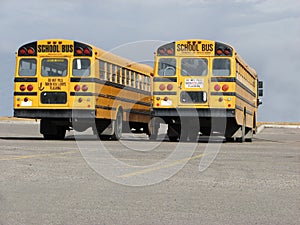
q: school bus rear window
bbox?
[213,58,231,76]
[72,58,90,76]
[19,59,37,76]
[41,58,68,77]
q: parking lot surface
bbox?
[0,120,299,225]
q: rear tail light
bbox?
[27,84,34,91]
[214,84,221,91]
[74,84,81,91]
[159,84,165,91]
[81,85,88,92]
[222,84,229,91]
[24,97,29,102]
[20,84,26,91]
[167,84,173,90]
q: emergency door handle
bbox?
[179,82,182,90]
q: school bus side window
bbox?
[19,59,37,76]
[213,59,231,76]
[158,58,176,76]
[72,59,90,76]
[99,60,106,80]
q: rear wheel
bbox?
[111,109,123,140]
[40,119,66,140]
[167,123,180,142]
[236,113,246,143]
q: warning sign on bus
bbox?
[185,78,204,88]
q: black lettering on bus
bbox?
[202,44,213,52]
[177,43,200,52]
[62,45,73,53]
[37,45,60,53]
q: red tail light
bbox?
[214,84,221,91]
[222,84,229,91]
[81,85,88,92]
[20,84,26,91]
[27,84,34,91]
[159,84,166,91]
[167,84,173,91]
[74,84,81,91]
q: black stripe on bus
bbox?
[14,78,38,82]
[97,93,151,107]
[126,109,151,116]
[236,80,256,97]
[153,77,177,82]
[14,92,37,96]
[211,77,236,82]
[211,92,236,96]
[153,91,177,95]
[96,105,150,116]
[96,105,116,111]
[236,105,253,116]
[70,77,151,96]
[235,93,256,108]
[70,92,95,96]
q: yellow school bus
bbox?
[151,39,263,142]
[14,39,153,140]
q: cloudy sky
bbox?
[0,0,299,122]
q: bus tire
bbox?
[112,109,123,140]
[43,127,66,140]
[236,112,246,143]
[40,119,66,140]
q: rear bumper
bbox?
[14,109,95,119]
[153,108,235,118]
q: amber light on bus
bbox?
[75,47,92,56]
[216,48,231,56]
[19,47,36,56]
[158,47,175,56]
